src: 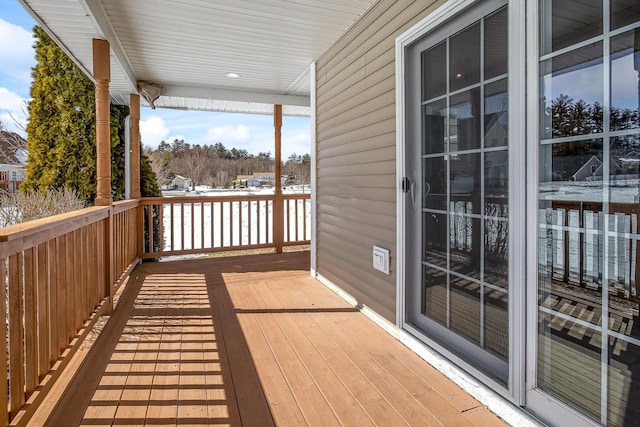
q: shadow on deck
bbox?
[45,251,504,426]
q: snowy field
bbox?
[156,186,311,252]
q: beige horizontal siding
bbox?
[316,0,444,323]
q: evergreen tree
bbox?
[24,26,159,203]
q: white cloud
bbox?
[140,115,170,148]
[0,87,28,133]
[282,131,311,158]
[0,18,35,84]
[204,124,250,144]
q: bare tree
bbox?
[170,145,214,190]
[144,147,173,189]
[215,170,229,188]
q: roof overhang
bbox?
[18,0,376,116]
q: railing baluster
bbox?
[181,203,185,251]
[65,233,74,342]
[230,201,234,247]
[9,252,25,418]
[0,258,7,426]
[239,201,243,246]
[201,202,205,249]
[220,201,224,247]
[248,201,253,245]
[190,202,195,250]
[257,200,262,245]
[170,203,175,252]
[214,200,215,249]
[294,198,299,242]
[36,243,50,381]
[56,236,67,354]
[47,239,58,367]
[24,247,38,396]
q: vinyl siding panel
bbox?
[316,0,446,323]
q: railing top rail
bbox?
[113,199,140,214]
[140,194,277,204]
[0,206,109,258]
[283,193,311,199]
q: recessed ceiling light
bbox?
[226,72,241,79]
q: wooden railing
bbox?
[0,200,141,425]
[0,193,310,423]
[112,200,140,289]
[139,194,311,258]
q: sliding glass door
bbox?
[531,1,640,424]
[406,0,510,386]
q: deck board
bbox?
[45,251,505,426]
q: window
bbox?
[536,1,640,424]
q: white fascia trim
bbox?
[79,0,138,92]
[162,85,310,107]
[310,60,318,277]
[17,0,96,85]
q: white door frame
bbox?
[395,0,527,406]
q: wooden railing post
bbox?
[130,94,141,200]
[274,104,283,253]
[93,39,111,207]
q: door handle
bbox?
[410,180,417,210]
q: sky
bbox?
[0,1,310,159]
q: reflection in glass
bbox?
[608,340,640,425]
[610,31,640,131]
[449,213,481,279]
[539,139,603,191]
[484,288,508,360]
[450,274,481,344]
[539,0,602,55]
[424,99,447,154]
[611,0,640,31]
[538,313,602,420]
[422,41,447,101]
[485,79,508,148]
[423,265,447,327]
[449,22,480,92]
[609,136,640,342]
[485,218,508,289]
[423,157,447,211]
[485,151,508,200]
[451,89,481,151]
[539,43,604,140]
[423,212,447,268]
[484,7,508,80]
[450,152,481,214]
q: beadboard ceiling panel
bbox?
[19,0,376,116]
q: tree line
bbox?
[145,139,310,190]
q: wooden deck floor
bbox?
[45,251,505,426]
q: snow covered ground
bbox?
[158,185,311,251]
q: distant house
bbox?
[572,155,626,181]
[236,172,276,188]
[163,174,192,191]
[0,131,27,192]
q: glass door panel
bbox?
[534,1,640,424]
[409,3,509,385]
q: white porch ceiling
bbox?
[18,0,376,116]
